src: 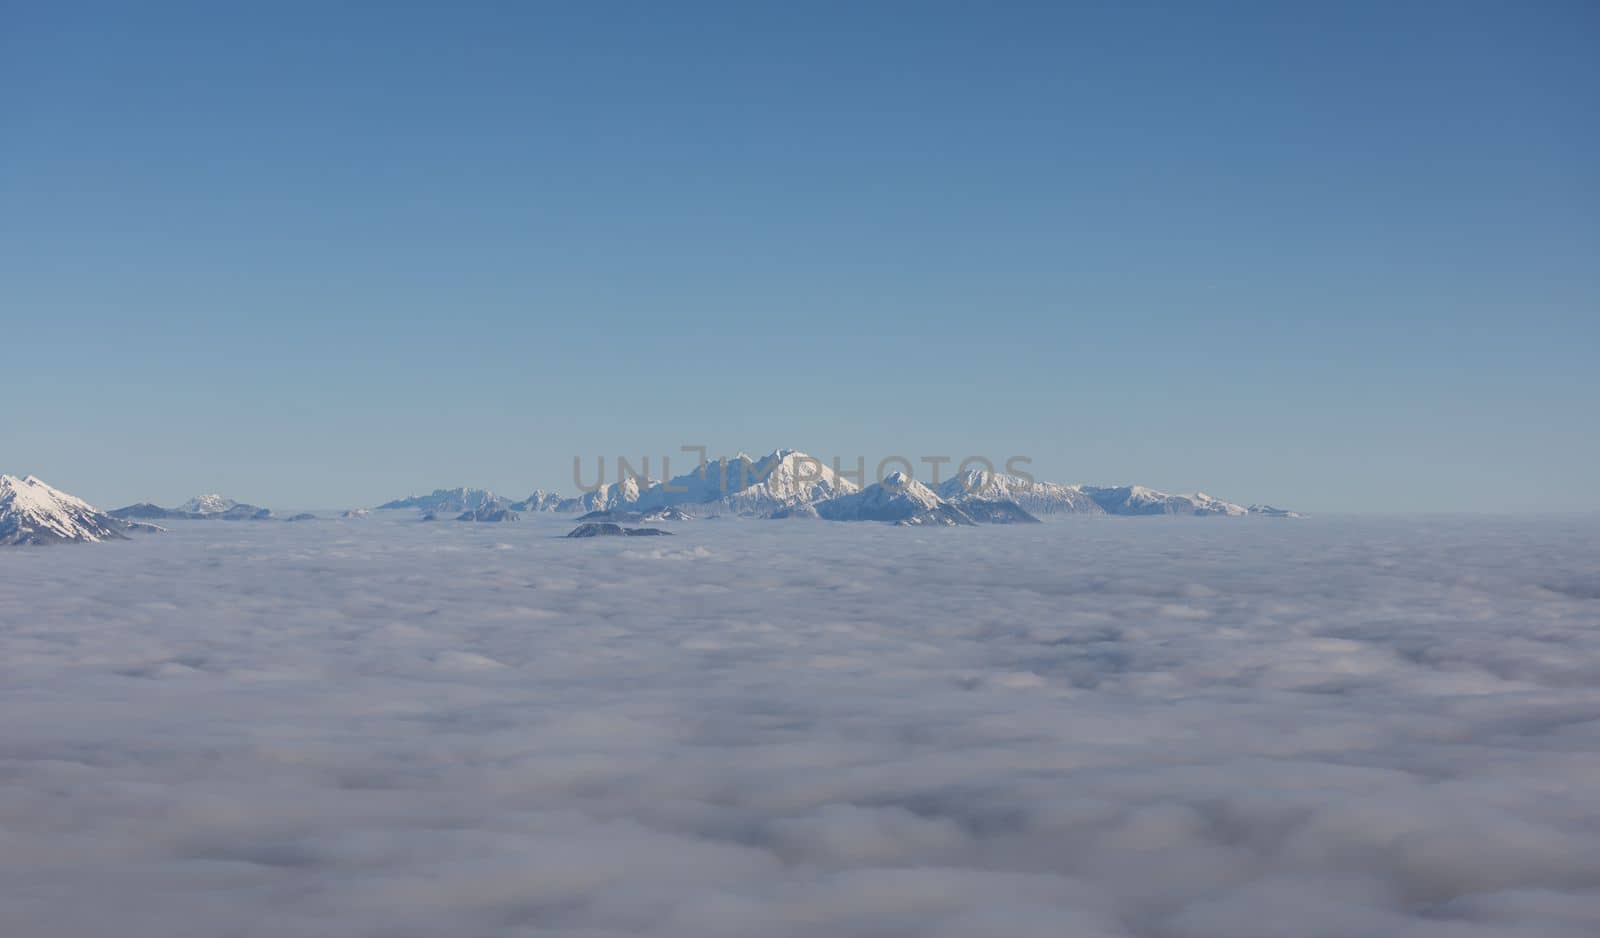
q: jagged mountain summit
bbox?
[637,449,860,516]
[802,472,976,526]
[177,493,236,515]
[1,475,133,545]
[376,487,509,514]
[938,470,1104,516]
[554,449,861,518]
[573,475,653,514]
[509,490,572,513]
[171,494,273,519]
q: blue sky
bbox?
[4,1,1596,512]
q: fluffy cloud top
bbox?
[2,515,1598,937]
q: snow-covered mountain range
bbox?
[5,449,1301,545]
[1081,485,1247,517]
[937,470,1102,516]
[370,449,1300,524]
[639,449,860,516]
[510,490,570,513]
[381,450,866,522]
[793,472,977,526]
[933,470,1300,518]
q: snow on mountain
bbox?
[110,498,274,521]
[6,452,1292,542]
[620,449,861,516]
[120,520,167,534]
[937,470,1104,516]
[769,502,820,520]
[577,506,694,524]
[178,494,237,515]
[456,507,520,523]
[712,449,861,515]
[370,451,1295,524]
[472,452,1293,524]
[509,490,567,513]
[424,450,862,519]
[1082,485,1249,517]
[803,471,975,526]
[1247,504,1304,518]
[954,499,1043,524]
[642,506,694,522]
[573,475,652,513]
[1,475,130,545]
[376,488,508,514]
[937,470,1299,519]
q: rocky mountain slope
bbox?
[2,475,135,545]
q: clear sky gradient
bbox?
[4,1,1596,512]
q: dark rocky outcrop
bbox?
[565,523,674,538]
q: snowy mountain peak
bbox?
[937,470,1103,515]
[808,473,970,525]
[1,474,128,545]
[576,475,655,513]
[740,449,862,502]
[2,475,94,514]
[177,494,238,515]
[876,472,942,507]
[510,489,568,513]
[622,448,860,516]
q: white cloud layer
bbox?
[3,515,1599,937]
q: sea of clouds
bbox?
[2,513,1598,937]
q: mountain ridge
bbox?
[1,475,138,545]
[11,449,1303,545]
[110,495,275,521]
[367,451,1300,522]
